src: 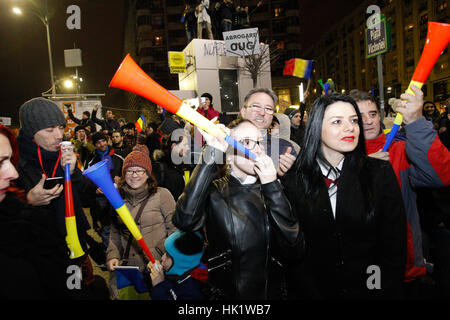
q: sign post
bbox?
[366,14,391,121]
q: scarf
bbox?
[96,146,114,172]
[17,131,63,178]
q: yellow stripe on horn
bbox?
[65,216,85,259]
[396,80,424,126]
[177,103,227,138]
[406,80,423,95]
[116,204,143,241]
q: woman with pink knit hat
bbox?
[106,144,177,297]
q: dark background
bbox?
[0,0,362,127]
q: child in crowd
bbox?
[147,230,205,300]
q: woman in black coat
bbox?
[173,119,304,300]
[282,94,406,299]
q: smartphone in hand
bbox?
[43,177,64,189]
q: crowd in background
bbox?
[182,0,263,42]
[0,83,449,301]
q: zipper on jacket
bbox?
[260,185,270,298]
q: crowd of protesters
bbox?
[1,83,449,300]
[182,0,263,42]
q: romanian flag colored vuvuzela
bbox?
[109,54,257,160]
[135,114,146,133]
[382,22,450,151]
[283,58,314,79]
[114,266,150,300]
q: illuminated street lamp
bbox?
[12,1,56,95]
[64,79,74,89]
[12,7,22,15]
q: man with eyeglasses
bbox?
[85,132,125,249]
[240,88,297,176]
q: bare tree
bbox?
[230,38,282,88]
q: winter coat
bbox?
[150,273,204,300]
[68,109,97,133]
[172,146,304,299]
[91,109,120,133]
[106,184,177,272]
[152,158,187,202]
[365,116,450,282]
[0,193,72,299]
[282,156,407,299]
[16,131,91,246]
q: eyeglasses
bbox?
[238,138,263,150]
[247,104,275,115]
[125,169,146,176]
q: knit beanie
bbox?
[284,108,300,120]
[122,144,152,176]
[19,97,67,138]
[165,230,204,276]
[201,93,213,104]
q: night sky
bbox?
[0,0,125,127]
[0,0,363,127]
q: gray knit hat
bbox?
[19,98,67,138]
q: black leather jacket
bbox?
[173,146,304,299]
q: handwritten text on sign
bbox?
[223,28,260,57]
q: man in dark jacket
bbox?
[350,87,450,298]
[16,97,93,296]
[67,105,97,133]
[91,104,120,134]
[85,131,124,249]
[111,130,132,158]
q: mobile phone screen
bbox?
[43,177,64,189]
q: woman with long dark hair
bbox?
[282,94,407,299]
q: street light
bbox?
[12,1,56,95]
[64,79,74,89]
[12,7,22,15]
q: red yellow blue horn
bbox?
[109,54,257,160]
[61,142,85,259]
[83,160,156,264]
[383,22,450,151]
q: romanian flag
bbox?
[283,59,314,79]
[115,266,150,300]
[135,114,146,133]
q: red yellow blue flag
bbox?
[135,114,146,133]
[283,59,314,79]
[115,266,150,300]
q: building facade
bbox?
[303,0,449,108]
